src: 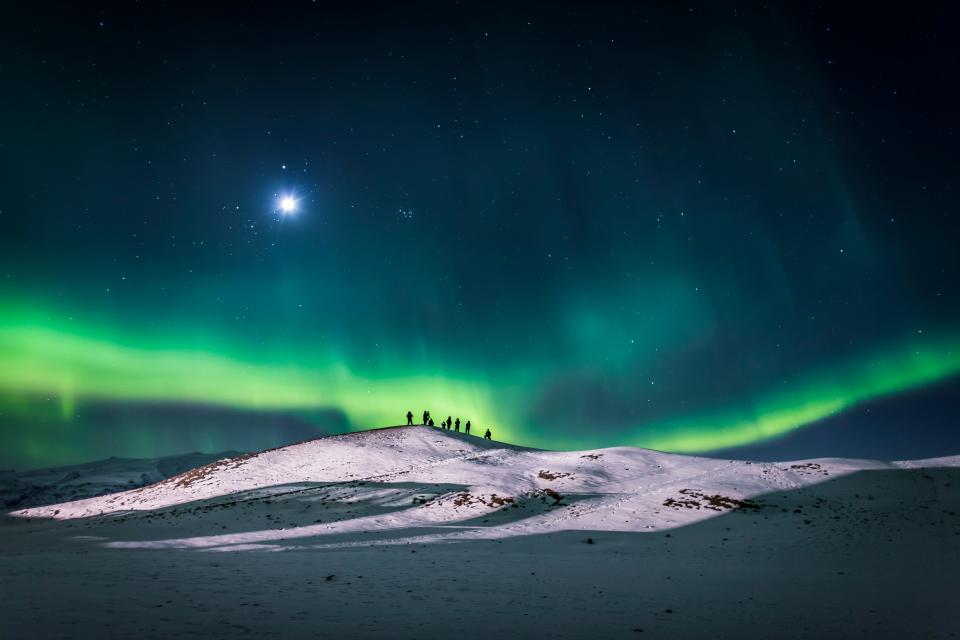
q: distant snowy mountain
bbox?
[1,450,241,510]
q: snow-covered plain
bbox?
[2,425,958,639]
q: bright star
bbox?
[278,195,298,215]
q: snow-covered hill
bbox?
[12,425,958,549]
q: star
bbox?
[278,195,298,215]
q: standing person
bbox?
[423,410,429,425]
[484,428,492,440]
[406,411,414,426]
[454,418,460,432]
[465,420,471,435]
[447,416,453,432]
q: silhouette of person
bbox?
[454,418,460,432]
[484,428,492,440]
[429,418,435,427]
[441,420,447,429]
[465,420,471,435]
[447,416,452,431]
[423,410,429,425]
[406,411,413,426]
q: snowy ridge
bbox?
[11,425,960,551]
[0,450,241,510]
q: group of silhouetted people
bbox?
[406,410,492,440]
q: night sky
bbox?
[2,2,958,469]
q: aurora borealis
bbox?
[1,2,958,468]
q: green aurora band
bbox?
[2,307,959,456]
[638,336,960,452]
[0,320,501,439]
